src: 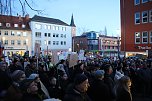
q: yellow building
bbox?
[0,15,31,56]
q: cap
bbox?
[74,73,88,85]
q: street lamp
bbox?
[2,37,5,56]
[26,39,28,51]
[117,36,120,59]
[45,40,48,58]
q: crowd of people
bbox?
[0,54,152,101]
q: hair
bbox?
[113,76,132,100]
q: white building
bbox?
[30,15,76,56]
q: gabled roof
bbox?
[0,14,31,30]
[31,15,69,26]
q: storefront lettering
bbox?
[138,46,151,50]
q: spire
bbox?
[104,26,107,36]
[70,14,76,27]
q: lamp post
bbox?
[26,39,28,51]
[117,36,120,59]
[45,40,48,58]
[2,37,5,56]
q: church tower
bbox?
[70,14,76,37]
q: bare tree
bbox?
[0,0,43,16]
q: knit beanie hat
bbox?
[11,70,25,82]
[74,73,88,85]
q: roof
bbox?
[31,15,69,26]
[70,14,76,27]
[0,14,31,30]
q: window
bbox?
[22,24,26,28]
[64,34,66,38]
[47,25,51,29]
[56,41,59,45]
[17,32,21,36]
[4,31,8,35]
[61,34,63,38]
[142,31,148,43]
[56,34,59,37]
[14,24,18,27]
[6,23,10,27]
[150,31,152,43]
[48,41,51,45]
[35,24,42,29]
[4,40,8,45]
[134,0,140,5]
[11,40,15,45]
[44,33,47,37]
[23,40,27,45]
[35,32,41,37]
[142,0,148,3]
[48,33,51,37]
[135,12,140,24]
[150,10,152,22]
[53,33,55,37]
[17,40,21,45]
[64,41,66,45]
[61,41,63,45]
[142,11,148,23]
[0,31,1,35]
[62,27,66,31]
[11,31,15,36]
[23,32,27,36]
[53,41,55,45]
[135,32,140,44]
[0,23,2,26]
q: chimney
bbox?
[19,15,23,22]
[25,14,29,20]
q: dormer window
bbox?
[6,23,11,27]
[22,24,26,28]
[14,24,18,27]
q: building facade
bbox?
[0,15,31,56]
[73,31,120,57]
[120,0,152,57]
[30,15,76,56]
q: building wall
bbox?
[0,29,31,56]
[30,21,72,55]
[121,0,152,55]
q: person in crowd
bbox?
[48,77,63,100]
[113,76,132,101]
[63,74,91,101]
[25,61,37,77]
[28,73,50,99]
[87,69,110,101]
[5,70,26,101]
[114,64,124,83]
[0,61,11,100]
[20,78,42,101]
[104,64,116,101]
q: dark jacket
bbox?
[116,88,132,101]
[63,84,92,101]
[22,93,42,101]
[87,79,110,101]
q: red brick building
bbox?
[120,0,152,57]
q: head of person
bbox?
[11,70,26,83]
[93,69,105,80]
[0,61,7,71]
[50,77,57,86]
[74,74,89,93]
[20,78,38,94]
[118,76,132,92]
[28,73,40,83]
[104,64,113,75]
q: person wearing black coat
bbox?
[87,70,110,101]
[63,74,91,101]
